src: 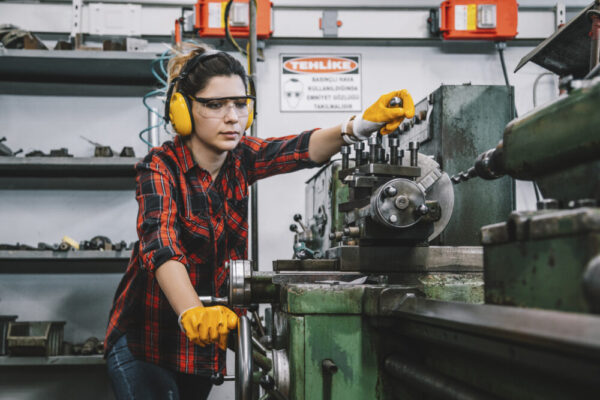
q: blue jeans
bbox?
[106,335,213,400]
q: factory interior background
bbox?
[0,0,595,399]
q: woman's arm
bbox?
[308,90,415,164]
[155,259,203,315]
[307,121,352,164]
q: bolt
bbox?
[417,204,429,215]
[394,195,409,210]
[322,359,338,374]
[384,186,398,197]
[389,214,398,223]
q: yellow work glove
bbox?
[178,305,238,350]
[351,90,415,139]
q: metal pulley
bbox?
[367,153,454,242]
[228,260,253,306]
[370,178,426,229]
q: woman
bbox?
[104,44,413,400]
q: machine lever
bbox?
[198,296,228,306]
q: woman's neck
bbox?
[185,135,228,180]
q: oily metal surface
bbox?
[383,295,600,358]
[416,153,454,242]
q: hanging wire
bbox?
[139,48,172,147]
[532,72,555,108]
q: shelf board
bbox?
[0,157,140,190]
[0,355,105,366]
[0,49,160,96]
[0,250,131,273]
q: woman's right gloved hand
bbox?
[351,89,415,139]
[179,305,239,350]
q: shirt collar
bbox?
[175,135,196,174]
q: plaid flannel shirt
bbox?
[105,131,320,375]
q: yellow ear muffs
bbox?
[169,92,194,136]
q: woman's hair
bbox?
[167,43,247,95]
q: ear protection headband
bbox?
[164,51,255,136]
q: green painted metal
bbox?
[285,284,365,315]
[419,273,484,304]
[421,85,514,246]
[288,316,305,400]
[483,208,600,312]
[503,81,600,180]
[303,315,381,400]
[485,233,600,312]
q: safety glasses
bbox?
[189,95,255,119]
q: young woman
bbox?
[104,44,413,400]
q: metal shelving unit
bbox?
[0,250,131,273]
[0,157,140,190]
[0,355,105,366]
[0,49,159,96]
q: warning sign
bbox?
[280,55,362,112]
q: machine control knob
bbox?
[289,224,298,232]
[329,231,343,241]
[343,227,361,237]
[417,204,429,215]
[395,195,410,210]
[384,186,398,197]
[389,96,403,108]
[293,214,303,222]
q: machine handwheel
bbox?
[235,315,253,400]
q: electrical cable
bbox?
[496,42,518,118]
[139,48,172,147]
[224,0,247,56]
[532,72,555,108]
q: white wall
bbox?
[0,12,561,400]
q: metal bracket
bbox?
[321,10,340,38]
[555,2,566,29]
[417,168,442,194]
[70,0,83,44]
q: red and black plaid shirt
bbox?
[105,131,319,375]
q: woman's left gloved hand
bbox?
[351,89,415,139]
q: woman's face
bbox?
[191,74,248,154]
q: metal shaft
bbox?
[341,145,351,170]
[389,136,399,165]
[147,108,160,148]
[249,0,259,270]
[369,136,378,164]
[354,141,364,166]
[409,141,419,167]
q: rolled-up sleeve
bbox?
[239,129,323,184]
[135,159,189,277]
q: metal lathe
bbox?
[205,3,600,399]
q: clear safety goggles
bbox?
[189,95,255,119]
